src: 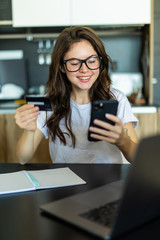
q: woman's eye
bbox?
[69,60,80,66]
[71,62,79,66]
[88,60,95,64]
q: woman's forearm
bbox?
[16,130,35,164]
[116,134,138,163]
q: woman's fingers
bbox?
[89,114,123,143]
[17,108,39,122]
[15,104,40,131]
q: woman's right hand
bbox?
[15,104,40,132]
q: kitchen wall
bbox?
[0,33,142,94]
[103,36,141,72]
[0,38,50,90]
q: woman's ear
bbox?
[59,65,66,73]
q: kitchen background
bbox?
[0,0,159,105]
[0,0,160,163]
[0,33,143,93]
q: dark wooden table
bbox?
[0,163,160,240]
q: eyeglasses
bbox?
[63,56,102,72]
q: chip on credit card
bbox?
[25,96,52,111]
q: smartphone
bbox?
[88,99,118,141]
[25,96,52,111]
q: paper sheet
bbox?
[0,167,86,195]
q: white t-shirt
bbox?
[37,88,138,163]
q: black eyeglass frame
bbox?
[63,56,102,72]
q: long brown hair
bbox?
[46,26,114,147]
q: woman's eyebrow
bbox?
[67,55,98,60]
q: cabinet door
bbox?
[0,115,6,162]
[71,0,151,26]
[12,0,71,27]
[134,112,157,140]
[157,108,160,134]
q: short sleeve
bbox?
[111,88,138,128]
[36,111,49,139]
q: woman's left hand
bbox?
[89,113,138,162]
[89,113,125,146]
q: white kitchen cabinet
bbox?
[71,0,151,26]
[12,0,151,27]
[12,0,71,27]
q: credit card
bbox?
[25,96,52,111]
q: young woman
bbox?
[15,26,138,164]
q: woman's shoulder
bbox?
[110,87,132,111]
[110,87,127,101]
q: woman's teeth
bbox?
[79,77,90,80]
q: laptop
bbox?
[40,134,160,239]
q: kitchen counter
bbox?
[132,105,158,113]
[0,104,159,114]
[0,99,24,114]
[0,105,159,163]
[0,109,17,114]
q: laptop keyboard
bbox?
[79,199,120,227]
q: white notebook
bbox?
[0,167,86,195]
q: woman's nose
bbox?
[79,62,88,72]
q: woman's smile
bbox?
[77,75,92,83]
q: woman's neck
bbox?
[71,91,90,105]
